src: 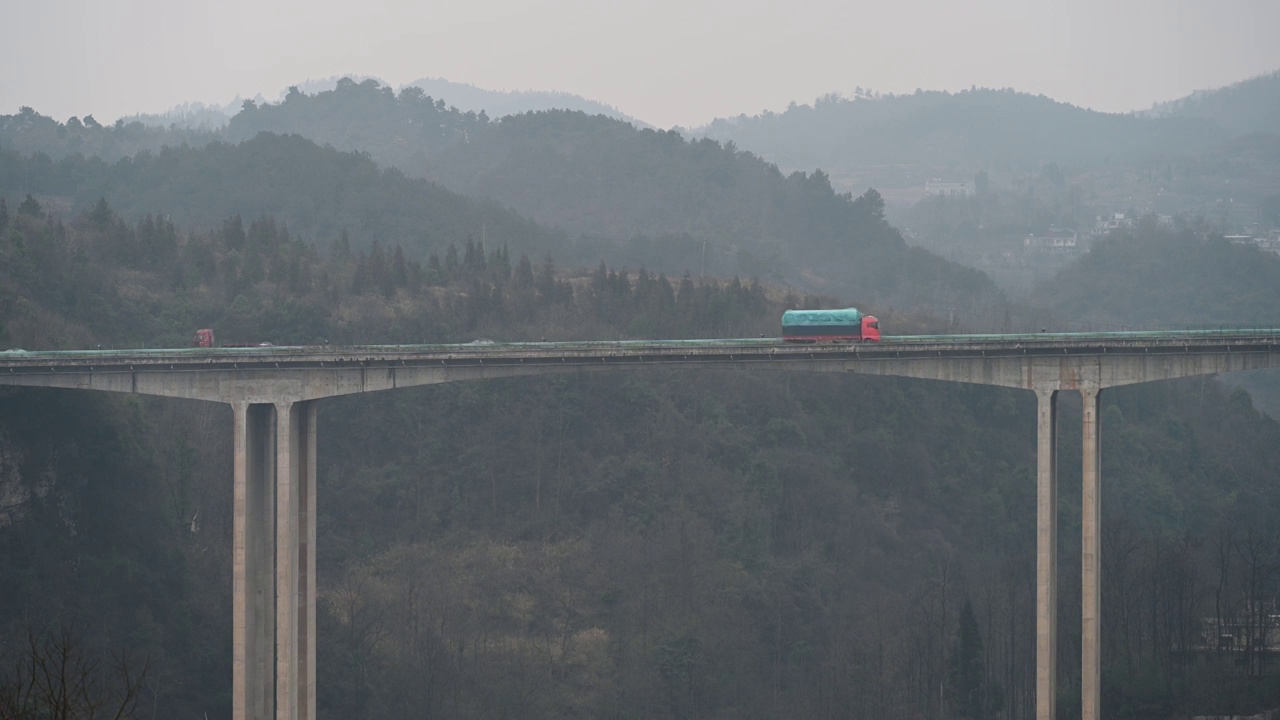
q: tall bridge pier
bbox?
[1034,386,1101,720]
[4,332,1280,720]
[233,402,317,720]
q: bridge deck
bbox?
[3,330,1280,375]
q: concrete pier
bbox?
[231,402,316,720]
[1080,387,1103,720]
[233,403,277,720]
[1035,389,1058,720]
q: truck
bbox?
[192,329,273,348]
[781,308,881,343]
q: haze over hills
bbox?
[1147,69,1280,136]
[404,76,646,126]
[699,89,1222,170]
[8,44,1280,720]
[115,75,645,132]
[1,82,1009,322]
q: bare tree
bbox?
[0,625,148,720]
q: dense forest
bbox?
[5,196,1280,718]
[0,108,1009,323]
[1034,221,1280,327]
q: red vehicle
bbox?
[192,329,273,348]
[781,308,881,343]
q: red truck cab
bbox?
[861,315,881,342]
[193,328,216,348]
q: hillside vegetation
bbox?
[5,199,1280,717]
[1151,70,1280,136]
[1,98,1009,321]
[1034,221,1280,326]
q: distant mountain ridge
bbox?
[120,75,645,131]
[1146,69,1280,136]
[696,88,1224,174]
[403,77,646,126]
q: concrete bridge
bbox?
[4,330,1280,720]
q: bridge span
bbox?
[4,330,1280,720]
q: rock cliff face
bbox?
[0,432,30,527]
[0,431,56,528]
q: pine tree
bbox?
[514,254,534,288]
[463,236,476,273]
[426,253,443,284]
[17,194,42,218]
[332,230,352,262]
[222,214,246,250]
[948,600,986,720]
[445,243,460,279]
[392,244,408,288]
[88,197,112,230]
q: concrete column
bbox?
[1035,389,1058,720]
[275,402,299,720]
[233,403,276,720]
[297,402,317,720]
[1081,386,1103,720]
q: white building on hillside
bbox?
[925,179,974,197]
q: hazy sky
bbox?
[4,0,1279,128]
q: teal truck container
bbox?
[781,308,881,342]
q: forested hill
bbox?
[0,133,564,262]
[222,83,1009,317]
[697,89,1223,172]
[6,201,1280,718]
[404,76,644,124]
[1,93,1009,320]
[0,106,215,163]
[1033,221,1280,326]
[1150,69,1280,137]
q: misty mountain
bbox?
[1149,70,1280,137]
[2,83,1009,318]
[696,88,1224,175]
[0,106,216,163]
[0,134,563,262]
[404,76,645,125]
[222,80,1005,312]
[124,98,258,131]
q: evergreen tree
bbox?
[89,197,112,230]
[514,254,534,288]
[332,229,352,262]
[391,244,408,289]
[536,253,559,303]
[17,194,42,218]
[463,236,476,273]
[444,243,460,278]
[426,252,443,284]
[222,214,246,250]
[948,600,986,720]
[491,244,511,281]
